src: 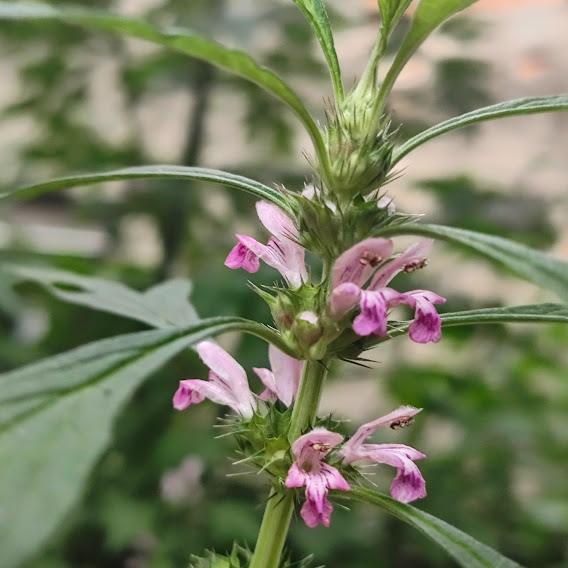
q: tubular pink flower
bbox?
[329,240,446,344]
[173,341,256,419]
[340,406,426,503]
[253,344,303,406]
[286,428,350,528]
[225,201,307,287]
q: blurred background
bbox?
[1,0,568,566]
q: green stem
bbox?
[355,34,386,98]
[250,359,328,568]
[288,359,327,442]
[249,491,294,568]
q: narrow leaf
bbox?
[292,0,343,102]
[393,95,568,164]
[0,164,294,214]
[378,0,414,37]
[0,317,286,568]
[5,264,198,328]
[341,487,523,568]
[0,2,327,167]
[376,0,478,108]
[356,303,568,349]
[440,303,568,326]
[378,224,568,300]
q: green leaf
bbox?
[0,164,294,214]
[393,95,568,164]
[377,224,568,300]
[292,0,343,103]
[341,487,524,568]
[440,303,568,326]
[0,1,327,168]
[357,304,568,350]
[377,0,414,37]
[376,0,478,110]
[0,317,286,568]
[5,264,198,328]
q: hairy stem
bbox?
[250,359,328,568]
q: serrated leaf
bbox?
[291,0,343,102]
[6,264,198,328]
[393,95,568,164]
[378,224,568,300]
[0,317,286,568]
[377,0,478,107]
[0,165,294,214]
[342,487,523,568]
[0,2,327,166]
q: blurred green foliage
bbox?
[0,1,566,567]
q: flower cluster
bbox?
[174,196,441,529]
[225,201,446,346]
[173,342,426,528]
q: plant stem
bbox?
[250,359,328,568]
[355,35,386,98]
[287,359,327,443]
[249,491,294,568]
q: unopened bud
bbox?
[270,293,296,328]
[293,311,323,346]
[298,310,318,324]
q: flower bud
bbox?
[292,311,323,346]
[317,95,397,202]
[268,291,297,329]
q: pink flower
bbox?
[330,239,446,343]
[340,406,426,503]
[173,341,257,418]
[225,201,307,287]
[253,344,303,406]
[173,342,303,417]
[286,428,350,527]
